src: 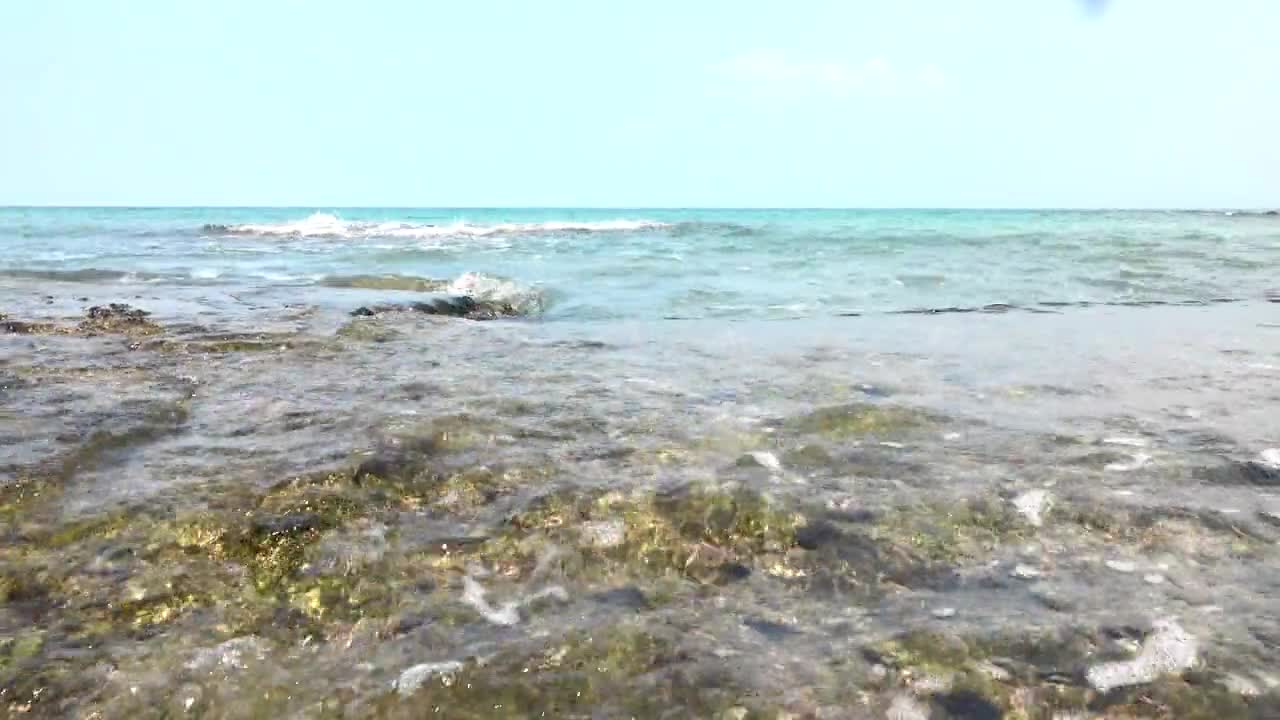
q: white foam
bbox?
[446,271,547,314]
[460,576,568,626]
[214,213,670,240]
[1260,448,1280,468]
[1012,489,1053,528]
[1105,453,1152,472]
[1103,437,1149,448]
[462,576,521,626]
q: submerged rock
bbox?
[1,317,67,335]
[1196,459,1280,487]
[1086,618,1198,693]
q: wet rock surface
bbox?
[2,292,1280,718]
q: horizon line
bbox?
[0,204,1274,212]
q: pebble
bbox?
[1086,618,1198,692]
[932,607,957,619]
[747,451,783,472]
[394,661,464,696]
[1012,489,1052,528]
[1011,564,1042,580]
[1105,560,1137,573]
[1143,574,1166,585]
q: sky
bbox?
[0,0,1276,208]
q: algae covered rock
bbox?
[79,303,162,336]
[351,295,523,321]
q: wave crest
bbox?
[446,272,548,316]
[204,213,670,239]
[322,271,548,316]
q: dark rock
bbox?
[78,303,161,336]
[350,296,520,321]
[252,512,322,537]
[743,617,800,639]
[1195,460,1280,487]
[591,586,651,610]
[795,520,843,550]
[932,690,1002,720]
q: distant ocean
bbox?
[2,207,1277,322]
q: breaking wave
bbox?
[203,213,671,239]
[323,271,549,316]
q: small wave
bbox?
[325,271,549,316]
[203,213,671,239]
[320,274,449,292]
[0,268,175,284]
[446,272,548,315]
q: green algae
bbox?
[785,403,935,439]
[320,274,447,293]
[144,334,304,354]
[861,627,1274,720]
[781,444,837,469]
[477,484,805,585]
[872,497,1027,565]
[375,626,755,719]
[335,319,404,343]
[1055,501,1265,559]
[168,492,356,595]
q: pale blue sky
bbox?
[1,1,1276,207]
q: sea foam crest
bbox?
[446,271,548,315]
[205,213,669,239]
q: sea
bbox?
[2,207,1279,717]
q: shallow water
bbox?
[2,209,1280,718]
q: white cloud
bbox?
[709,50,944,99]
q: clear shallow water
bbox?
[2,207,1278,320]
[3,208,1280,718]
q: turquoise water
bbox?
[2,207,1277,321]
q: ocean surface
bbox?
[3,207,1279,321]
[3,208,1280,718]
